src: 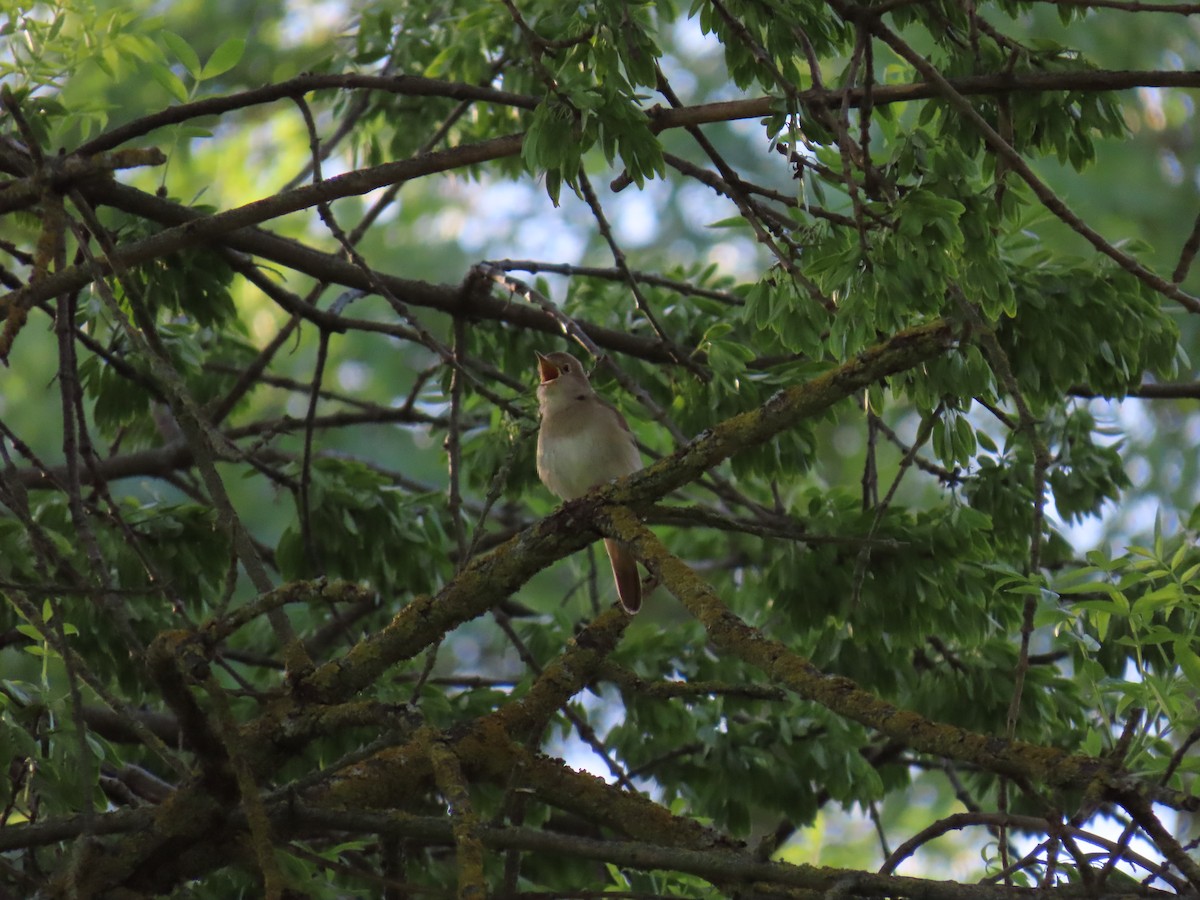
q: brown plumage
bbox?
[535,351,643,613]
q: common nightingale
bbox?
[535,351,643,613]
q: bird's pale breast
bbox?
[537,403,640,500]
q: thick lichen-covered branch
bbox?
[596,508,1186,812]
[288,321,956,711]
[29,323,959,893]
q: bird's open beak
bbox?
[536,352,560,384]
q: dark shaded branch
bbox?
[286,807,1182,900]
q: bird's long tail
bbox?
[604,538,642,614]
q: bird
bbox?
[535,350,644,613]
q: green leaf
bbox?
[1175,640,1200,689]
[1055,581,1119,597]
[147,61,189,102]
[162,30,201,80]
[201,37,245,79]
[954,415,977,462]
[544,168,563,207]
[1132,583,1184,618]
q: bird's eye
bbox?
[561,364,571,373]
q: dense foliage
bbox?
[1,0,1199,896]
